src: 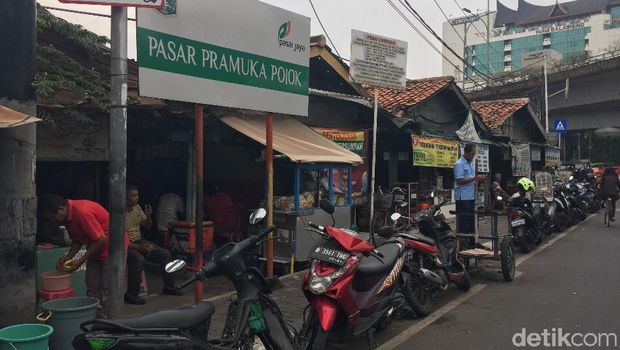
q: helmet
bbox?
[517,177,535,192]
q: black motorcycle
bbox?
[506,193,543,253]
[73,209,298,350]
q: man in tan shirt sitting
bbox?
[125,185,181,305]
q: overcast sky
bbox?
[37,0,566,78]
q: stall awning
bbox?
[0,105,41,128]
[220,115,363,164]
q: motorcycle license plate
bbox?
[511,219,526,227]
[311,246,350,266]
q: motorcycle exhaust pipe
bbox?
[419,268,444,286]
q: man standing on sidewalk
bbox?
[125,186,181,305]
[454,144,486,245]
[40,194,125,319]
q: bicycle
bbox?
[604,195,614,227]
[372,186,408,232]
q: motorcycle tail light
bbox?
[510,210,521,221]
[308,259,355,295]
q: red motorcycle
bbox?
[299,200,407,350]
[386,199,471,316]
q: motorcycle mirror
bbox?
[390,213,402,222]
[165,259,186,273]
[249,208,267,224]
[319,199,335,214]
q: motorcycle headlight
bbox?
[309,275,332,294]
[308,260,351,295]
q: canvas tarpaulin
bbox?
[0,105,40,128]
[219,115,363,164]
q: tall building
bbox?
[442,0,620,86]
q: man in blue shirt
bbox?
[454,144,486,237]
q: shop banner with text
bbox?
[545,147,561,167]
[412,135,459,168]
[512,143,531,177]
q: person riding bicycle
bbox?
[600,167,620,221]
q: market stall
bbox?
[218,114,362,271]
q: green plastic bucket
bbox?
[38,297,99,350]
[0,324,53,350]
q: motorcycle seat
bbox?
[92,301,215,331]
[408,233,436,246]
[356,243,401,277]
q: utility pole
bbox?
[463,22,469,89]
[544,52,549,133]
[0,0,37,325]
[487,0,490,86]
[108,6,128,319]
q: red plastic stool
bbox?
[37,288,76,302]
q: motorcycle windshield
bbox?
[325,226,375,254]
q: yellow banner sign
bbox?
[411,135,459,168]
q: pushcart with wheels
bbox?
[455,210,515,282]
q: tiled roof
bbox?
[373,76,454,113]
[471,98,530,129]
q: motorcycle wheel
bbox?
[403,276,433,317]
[500,237,515,282]
[515,227,532,253]
[554,214,567,232]
[454,269,471,291]
[297,309,327,350]
[533,227,543,245]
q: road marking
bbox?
[515,213,596,267]
[377,284,487,350]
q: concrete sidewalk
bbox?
[121,269,308,339]
[120,217,500,339]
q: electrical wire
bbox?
[451,0,506,74]
[431,0,497,77]
[397,0,496,83]
[385,0,488,90]
[307,0,343,59]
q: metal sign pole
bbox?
[108,6,128,318]
[266,113,274,277]
[369,89,379,241]
[194,104,204,301]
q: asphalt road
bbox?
[353,212,620,350]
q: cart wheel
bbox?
[500,237,515,282]
[454,269,471,291]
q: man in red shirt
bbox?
[203,184,239,246]
[40,194,126,318]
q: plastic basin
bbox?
[40,271,71,292]
[0,324,53,350]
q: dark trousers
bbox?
[86,259,108,319]
[456,200,476,247]
[126,240,174,296]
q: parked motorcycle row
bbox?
[71,174,601,350]
[506,174,601,253]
